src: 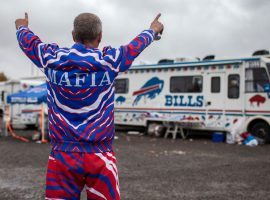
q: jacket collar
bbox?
[72,43,99,52]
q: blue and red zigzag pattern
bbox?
[17,26,155,153]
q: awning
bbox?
[7,83,47,104]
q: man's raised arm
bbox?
[103,13,164,73]
[15,12,58,70]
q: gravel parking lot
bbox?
[0,131,270,200]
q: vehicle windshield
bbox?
[245,67,270,92]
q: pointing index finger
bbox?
[154,13,161,21]
[25,12,28,20]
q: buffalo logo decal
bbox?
[116,96,126,105]
[132,77,164,106]
[249,95,266,106]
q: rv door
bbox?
[205,72,226,128]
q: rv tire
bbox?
[146,123,156,136]
[153,124,166,137]
[146,123,165,137]
[250,122,270,142]
[0,109,3,118]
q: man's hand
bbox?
[15,12,29,30]
[150,13,164,40]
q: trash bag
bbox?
[226,132,235,144]
[227,117,246,144]
[243,134,258,147]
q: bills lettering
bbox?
[165,95,204,107]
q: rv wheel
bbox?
[147,123,165,137]
[146,123,157,136]
[250,122,270,142]
[153,124,166,137]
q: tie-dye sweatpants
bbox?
[45,150,120,200]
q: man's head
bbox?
[72,13,102,47]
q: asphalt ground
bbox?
[0,131,270,200]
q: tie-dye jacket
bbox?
[16,26,155,152]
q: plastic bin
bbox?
[212,132,225,143]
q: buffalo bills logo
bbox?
[249,95,266,106]
[116,96,126,105]
[132,77,164,106]
[264,84,270,98]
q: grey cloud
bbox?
[0,0,270,79]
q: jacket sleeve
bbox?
[102,29,155,73]
[16,26,59,71]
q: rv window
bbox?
[115,79,129,94]
[267,63,270,78]
[211,77,220,93]
[170,76,203,93]
[228,74,240,99]
[245,68,270,92]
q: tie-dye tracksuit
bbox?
[17,26,155,199]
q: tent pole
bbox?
[41,103,47,143]
[4,105,9,137]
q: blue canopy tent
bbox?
[6,83,48,142]
[7,83,47,104]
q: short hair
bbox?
[73,13,102,43]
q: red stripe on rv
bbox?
[132,85,160,96]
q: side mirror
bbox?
[263,83,270,92]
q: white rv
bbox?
[114,54,270,141]
[0,80,20,118]
[0,79,45,128]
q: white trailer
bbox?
[114,55,270,141]
[0,80,20,118]
[0,79,45,128]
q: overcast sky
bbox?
[1,0,270,79]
